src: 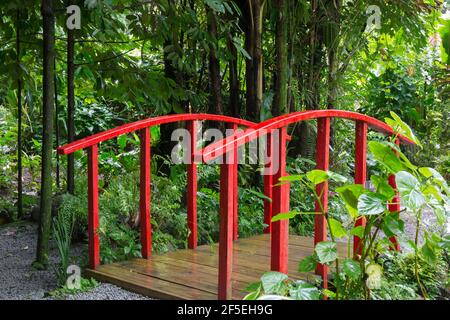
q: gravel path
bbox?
[0,221,150,300]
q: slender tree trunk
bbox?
[16,10,23,219]
[35,0,55,268]
[273,0,288,117]
[299,0,326,159]
[54,58,60,189]
[253,0,264,120]
[227,35,240,117]
[67,23,75,194]
[325,0,342,148]
[207,9,223,115]
[240,0,265,121]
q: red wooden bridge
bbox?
[57,110,414,300]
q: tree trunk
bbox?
[54,58,60,189]
[16,10,23,219]
[36,0,55,268]
[239,0,265,121]
[207,9,223,115]
[67,22,75,194]
[299,0,326,159]
[324,0,342,148]
[273,0,288,117]
[227,35,240,117]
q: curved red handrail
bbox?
[57,113,255,155]
[202,109,416,162]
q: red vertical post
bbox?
[187,121,198,249]
[353,121,368,256]
[140,127,152,258]
[264,132,274,234]
[218,160,234,300]
[231,123,239,241]
[388,138,401,251]
[87,145,100,269]
[315,117,330,287]
[271,127,289,274]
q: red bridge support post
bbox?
[218,159,234,300]
[271,127,289,274]
[187,121,198,249]
[314,117,330,287]
[140,127,152,258]
[388,138,401,251]
[87,145,100,269]
[353,121,368,257]
[264,132,274,234]
[229,123,239,241]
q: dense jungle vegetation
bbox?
[0,0,449,299]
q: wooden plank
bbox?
[85,265,216,300]
[119,259,248,300]
[85,235,344,300]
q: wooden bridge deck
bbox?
[85,234,347,300]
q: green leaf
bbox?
[342,259,362,280]
[278,175,304,183]
[260,272,288,294]
[205,0,225,13]
[419,167,449,195]
[386,111,422,147]
[290,280,321,300]
[244,282,261,292]
[272,211,319,222]
[421,238,437,264]
[395,171,425,211]
[382,215,404,237]
[371,175,395,200]
[357,192,387,215]
[368,141,404,173]
[306,170,329,185]
[271,212,298,222]
[298,255,317,272]
[315,241,337,264]
[328,171,348,183]
[336,184,367,218]
[117,134,127,150]
[350,226,365,239]
[246,188,272,202]
[328,218,348,238]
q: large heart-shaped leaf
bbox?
[336,184,367,218]
[382,214,404,237]
[306,170,329,185]
[315,241,337,264]
[357,192,387,215]
[328,218,348,238]
[395,171,425,211]
[371,175,395,200]
[342,259,362,280]
[261,272,288,294]
[298,255,317,272]
[368,141,404,173]
[290,280,321,300]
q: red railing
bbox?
[202,110,415,297]
[57,110,415,300]
[57,114,255,276]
